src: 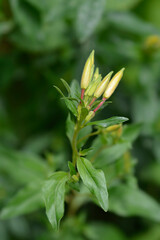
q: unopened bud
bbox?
[94,71,113,98]
[81,50,95,90]
[85,68,102,97]
[103,68,125,99]
[84,111,95,123]
[72,175,79,182]
[106,124,121,132]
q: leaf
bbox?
[75,0,106,42]
[79,107,89,122]
[42,171,69,230]
[85,222,127,240]
[0,146,49,184]
[106,0,142,11]
[77,125,92,148]
[87,135,132,168]
[77,157,108,211]
[53,85,65,97]
[79,148,93,156]
[87,116,129,127]
[66,114,75,144]
[122,123,142,142]
[10,0,67,51]
[141,162,160,186]
[0,183,43,219]
[60,78,71,94]
[107,12,160,36]
[0,21,14,35]
[70,79,81,99]
[68,161,77,176]
[109,184,160,221]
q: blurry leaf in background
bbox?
[0,182,43,219]
[9,0,67,51]
[107,12,160,36]
[0,146,49,184]
[131,225,160,240]
[141,161,160,186]
[109,183,160,221]
[75,0,105,42]
[85,222,127,240]
[106,0,142,11]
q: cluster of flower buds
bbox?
[80,50,125,123]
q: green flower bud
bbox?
[103,68,125,99]
[81,50,95,90]
[94,71,113,98]
[84,111,95,123]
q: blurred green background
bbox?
[0,0,160,239]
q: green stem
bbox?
[77,129,100,144]
[72,122,80,166]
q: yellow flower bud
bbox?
[103,68,125,99]
[94,71,113,98]
[84,111,95,123]
[85,68,102,97]
[81,50,95,89]
[106,124,121,132]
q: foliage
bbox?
[0,0,160,239]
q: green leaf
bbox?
[79,148,93,156]
[53,85,65,97]
[0,146,49,184]
[70,79,81,99]
[64,98,78,116]
[106,0,142,11]
[108,12,160,36]
[77,157,108,211]
[10,0,67,51]
[77,125,92,148]
[87,116,129,127]
[87,136,132,168]
[85,222,127,240]
[42,171,69,230]
[66,114,75,144]
[141,162,160,186]
[60,78,71,94]
[109,184,160,221]
[79,107,89,122]
[75,0,106,42]
[0,183,43,219]
[122,123,142,142]
[68,161,77,176]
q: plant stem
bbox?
[72,122,80,166]
[77,129,100,144]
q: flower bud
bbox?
[85,68,102,97]
[106,124,121,132]
[84,111,95,123]
[94,71,113,98]
[103,68,125,99]
[81,50,95,90]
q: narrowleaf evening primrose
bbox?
[41,50,128,230]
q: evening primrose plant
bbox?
[43,50,128,230]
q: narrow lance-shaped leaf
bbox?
[77,157,108,211]
[0,183,43,219]
[42,172,69,230]
[86,116,129,127]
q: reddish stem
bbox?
[81,89,85,100]
[89,97,96,107]
[93,98,106,113]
